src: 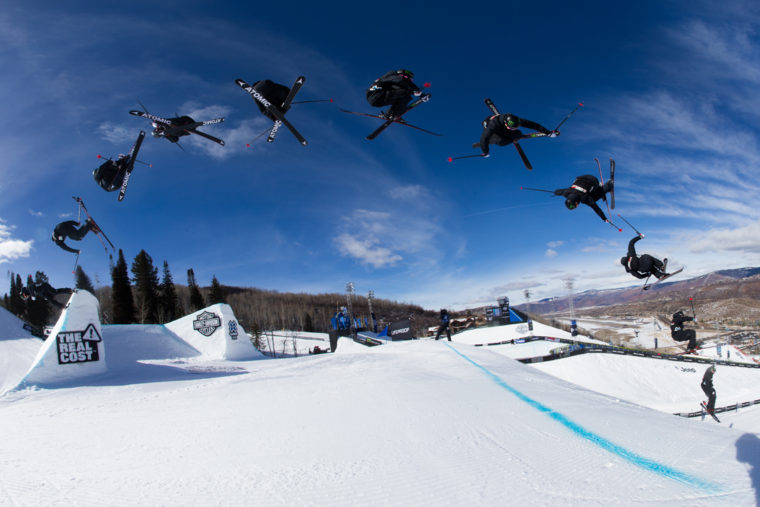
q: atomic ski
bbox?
[514,143,532,170]
[235,78,308,146]
[118,130,146,202]
[268,76,306,143]
[701,402,721,422]
[609,159,616,209]
[643,267,684,290]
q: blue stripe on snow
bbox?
[443,342,723,493]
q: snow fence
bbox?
[164,303,259,360]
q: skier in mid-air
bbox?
[366,69,423,120]
[435,309,452,341]
[20,275,72,308]
[478,113,555,157]
[51,219,98,254]
[670,310,698,352]
[620,235,668,280]
[701,364,717,414]
[553,174,614,222]
[249,79,293,121]
[93,154,129,192]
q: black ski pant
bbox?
[435,323,451,341]
[638,254,666,279]
[367,89,412,117]
[701,381,716,412]
[672,329,697,350]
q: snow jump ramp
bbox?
[15,290,106,389]
[164,303,259,360]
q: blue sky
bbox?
[2,1,760,310]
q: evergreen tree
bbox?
[187,268,205,310]
[131,250,160,323]
[208,275,226,304]
[304,312,314,332]
[9,273,24,316]
[74,266,95,294]
[158,260,182,323]
[111,249,135,324]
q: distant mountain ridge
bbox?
[515,266,760,321]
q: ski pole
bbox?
[604,218,623,232]
[689,297,696,319]
[448,154,486,162]
[290,99,333,105]
[595,157,613,218]
[553,102,584,132]
[617,214,644,237]
[519,186,554,193]
[246,126,273,148]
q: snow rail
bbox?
[472,335,760,369]
[673,398,760,418]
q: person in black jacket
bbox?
[250,79,291,121]
[671,310,697,352]
[93,154,129,192]
[20,275,72,308]
[553,174,614,222]
[701,365,717,413]
[434,309,452,341]
[620,235,668,280]
[366,69,422,119]
[51,219,97,254]
[479,113,556,156]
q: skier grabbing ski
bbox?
[553,174,614,223]
[701,365,717,414]
[248,79,295,122]
[670,310,698,352]
[366,69,424,120]
[51,219,99,254]
[478,113,556,157]
[620,235,668,280]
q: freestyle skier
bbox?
[479,113,556,157]
[435,309,452,341]
[366,69,423,119]
[553,174,614,222]
[20,275,72,308]
[701,365,717,414]
[670,310,698,352]
[51,219,99,254]
[93,154,129,192]
[620,235,668,280]
[248,79,293,121]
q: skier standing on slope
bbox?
[51,219,98,254]
[553,174,614,223]
[701,365,717,414]
[366,69,423,120]
[435,309,452,341]
[670,310,698,352]
[620,235,668,280]
[479,113,556,157]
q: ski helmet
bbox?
[565,196,580,210]
[620,257,627,266]
[399,69,414,79]
[504,114,521,130]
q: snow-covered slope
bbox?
[1,328,758,505]
[0,305,40,393]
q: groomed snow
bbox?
[1,320,759,505]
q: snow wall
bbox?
[164,303,259,360]
[17,290,106,388]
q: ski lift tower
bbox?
[345,282,355,335]
[367,289,375,329]
[564,278,578,336]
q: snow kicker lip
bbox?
[442,342,724,494]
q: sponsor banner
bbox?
[388,318,414,341]
[228,320,239,340]
[193,311,222,337]
[56,323,102,364]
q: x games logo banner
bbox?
[56,323,102,364]
[193,311,222,337]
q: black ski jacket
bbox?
[623,236,647,279]
[479,114,551,155]
[367,70,420,96]
[554,175,608,221]
[670,311,694,335]
[52,221,82,254]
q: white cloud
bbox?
[545,249,558,258]
[335,233,402,268]
[96,122,136,145]
[689,220,760,253]
[28,209,43,217]
[0,221,33,264]
[547,240,564,248]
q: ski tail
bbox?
[514,143,532,170]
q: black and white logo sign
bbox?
[56,323,102,364]
[193,311,222,337]
[228,320,238,340]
